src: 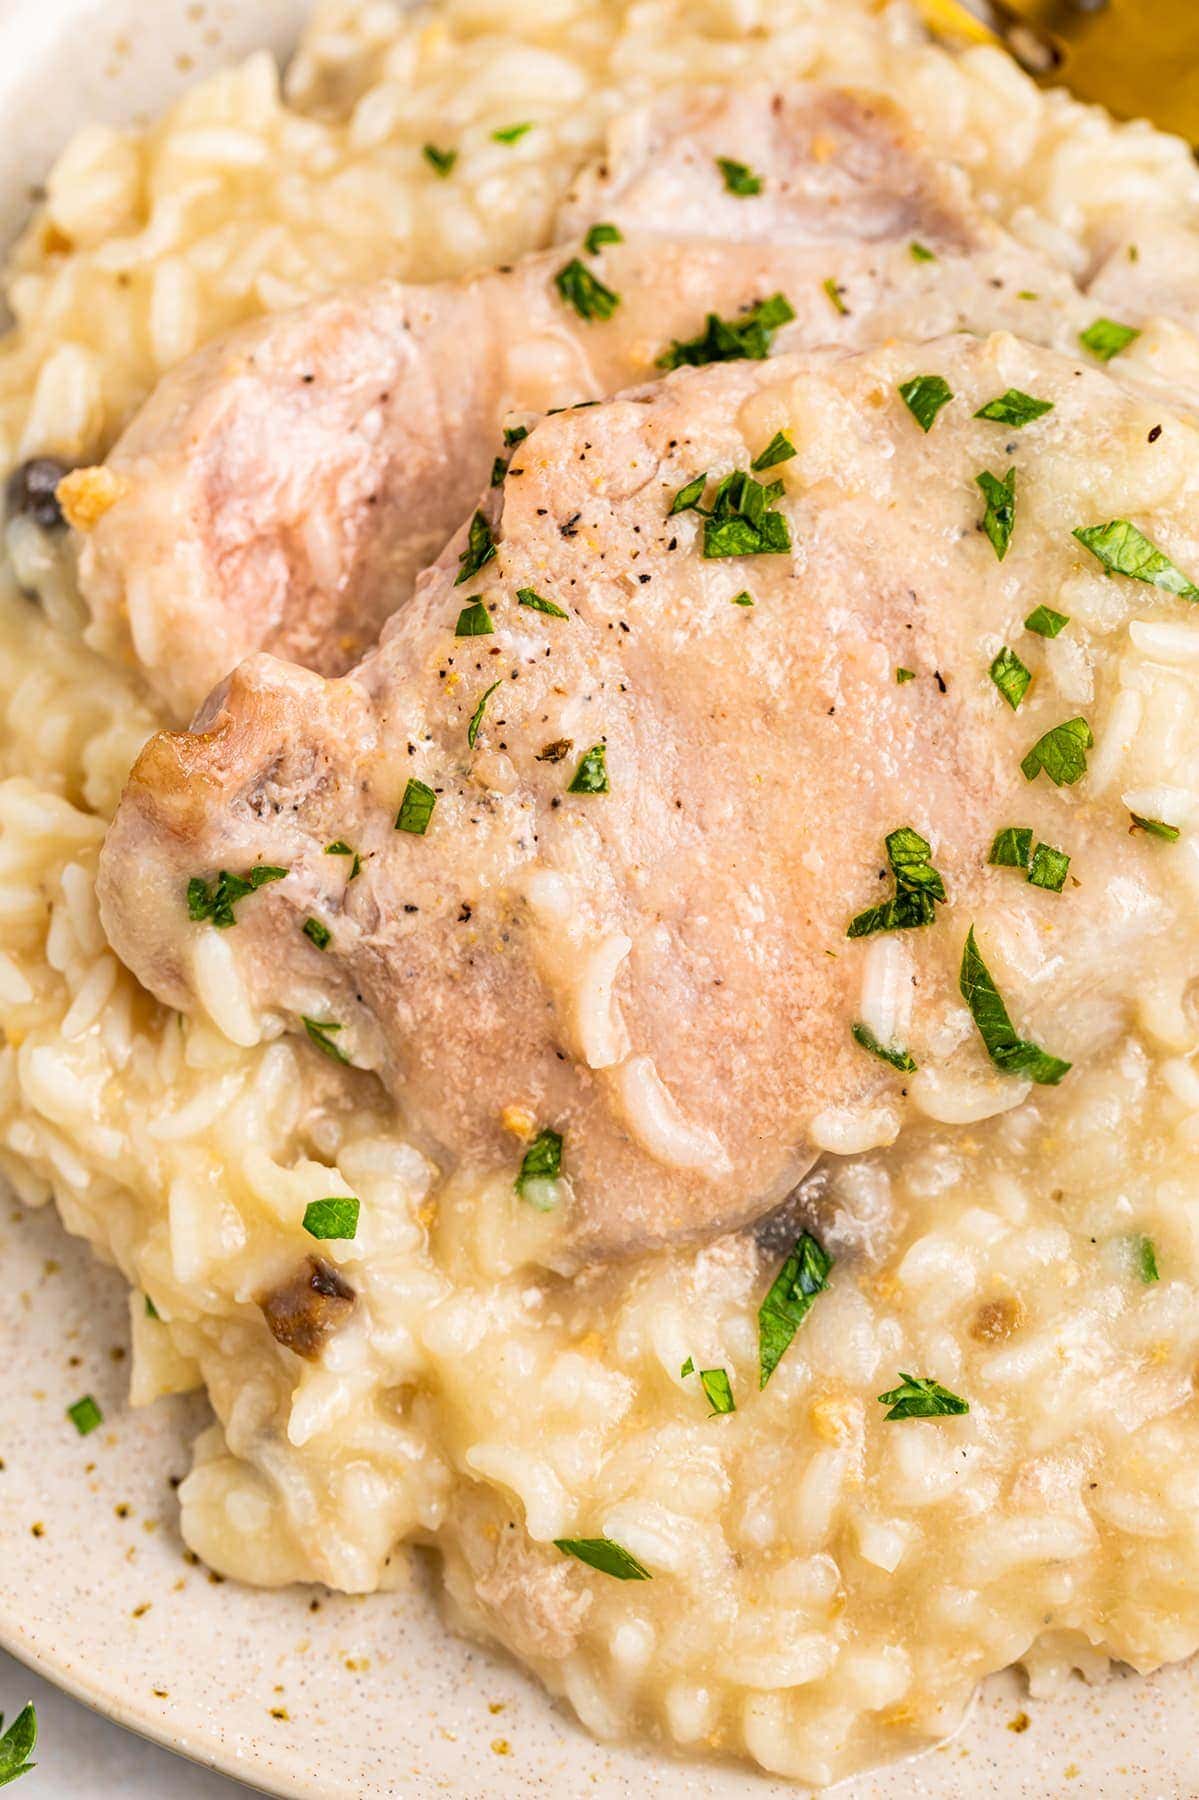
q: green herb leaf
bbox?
[898,373,953,432]
[454,511,497,587]
[1079,317,1140,361]
[698,1367,736,1415]
[325,840,361,880]
[554,1538,651,1580]
[1024,604,1069,637]
[847,825,947,938]
[758,1231,833,1388]
[716,156,762,196]
[909,240,936,262]
[584,221,623,253]
[656,293,794,370]
[516,586,569,619]
[701,469,791,560]
[1138,1235,1159,1283]
[302,916,331,950]
[1020,715,1093,786]
[67,1394,102,1436]
[516,1127,563,1207]
[877,1373,969,1420]
[976,466,1016,562]
[302,1016,350,1065]
[974,389,1054,427]
[186,864,287,929]
[680,1356,695,1378]
[822,276,848,315]
[0,1704,37,1788]
[989,645,1031,711]
[554,257,620,322]
[751,431,796,472]
[851,1021,916,1072]
[396,778,436,835]
[1130,812,1181,842]
[896,666,915,683]
[568,744,609,794]
[303,1196,360,1240]
[454,599,494,637]
[669,471,708,515]
[492,121,533,143]
[731,590,754,607]
[144,1294,160,1320]
[422,143,457,177]
[1027,842,1070,892]
[503,424,529,448]
[989,826,1032,869]
[1073,519,1199,601]
[467,678,503,749]
[959,925,1071,1085]
[489,455,508,487]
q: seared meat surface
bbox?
[97,334,1191,1262]
[74,83,1099,721]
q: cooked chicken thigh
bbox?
[74,83,1101,721]
[97,332,1198,1262]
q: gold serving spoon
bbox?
[920,0,1199,141]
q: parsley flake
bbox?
[492,121,533,143]
[302,1016,350,1065]
[910,240,937,262]
[959,925,1071,1084]
[67,1394,102,1436]
[976,466,1016,561]
[974,389,1054,426]
[989,826,1032,869]
[516,586,568,619]
[490,456,508,487]
[823,276,848,316]
[1073,519,1199,601]
[555,258,620,322]
[851,1021,916,1072]
[1079,317,1140,361]
[186,863,286,929]
[1027,842,1070,892]
[898,374,953,433]
[1138,1235,1160,1283]
[716,156,762,196]
[1130,812,1181,842]
[847,825,947,939]
[896,666,916,683]
[669,471,708,515]
[877,1373,968,1420]
[454,511,496,586]
[989,645,1031,710]
[467,679,503,749]
[1020,716,1093,786]
[584,222,623,253]
[702,469,791,559]
[422,143,457,177]
[698,1367,736,1415]
[396,778,436,835]
[455,598,494,637]
[731,590,754,607]
[554,1538,651,1581]
[325,840,361,880]
[503,423,529,448]
[568,744,609,794]
[303,1197,360,1241]
[303,916,331,950]
[751,431,796,472]
[656,293,794,371]
[759,1231,833,1388]
[1025,604,1069,637]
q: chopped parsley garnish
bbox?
[698,1367,735,1415]
[731,590,754,607]
[976,466,1016,561]
[568,744,609,794]
[974,389,1054,427]
[1073,519,1199,601]
[554,1538,651,1580]
[898,374,953,433]
[877,1374,968,1421]
[422,143,457,177]
[822,276,848,316]
[1130,812,1181,842]
[303,1197,360,1240]
[656,292,794,370]
[758,1230,833,1388]
[669,471,708,515]
[680,1357,694,1377]
[454,510,496,586]
[302,1016,350,1064]
[145,1294,160,1320]
[1138,1235,1160,1283]
[325,840,360,880]
[851,1021,916,1072]
[454,598,494,637]
[1024,604,1069,637]
[303,916,331,950]
[186,863,286,929]
[1079,317,1140,361]
[516,1127,564,1207]
[0,1704,37,1788]
[503,423,529,448]
[67,1394,102,1436]
[467,678,503,749]
[680,468,790,559]
[1020,715,1093,786]
[989,645,1031,710]
[910,240,937,262]
[492,121,533,143]
[896,666,915,684]
[584,221,623,253]
[716,156,762,195]
[959,925,1071,1085]
[989,826,1032,869]
[751,431,796,472]
[554,257,620,322]
[396,777,436,834]
[490,456,508,487]
[847,825,947,939]
[516,586,568,619]
[1027,842,1070,892]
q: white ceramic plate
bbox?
[2,4,1199,1794]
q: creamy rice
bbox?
[5,0,1199,1785]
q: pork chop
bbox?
[71,83,1100,722]
[96,332,1196,1263]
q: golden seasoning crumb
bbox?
[270,1708,290,1722]
[970,1295,1024,1344]
[1008,1712,1030,1734]
[809,1395,855,1444]
[881,1702,917,1729]
[131,1603,151,1618]
[115,1503,131,1518]
[488,1701,505,1715]
[152,1689,168,1700]
[56,466,130,532]
[30,1522,44,1538]
[1064,1765,1080,1779]
[500,1104,537,1141]
[40,222,73,257]
[344,1656,371,1672]
[490,1738,511,1755]
[43,1258,60,1275]
[573,1331,605,1359]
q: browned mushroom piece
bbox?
[260,1256,356,1360]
